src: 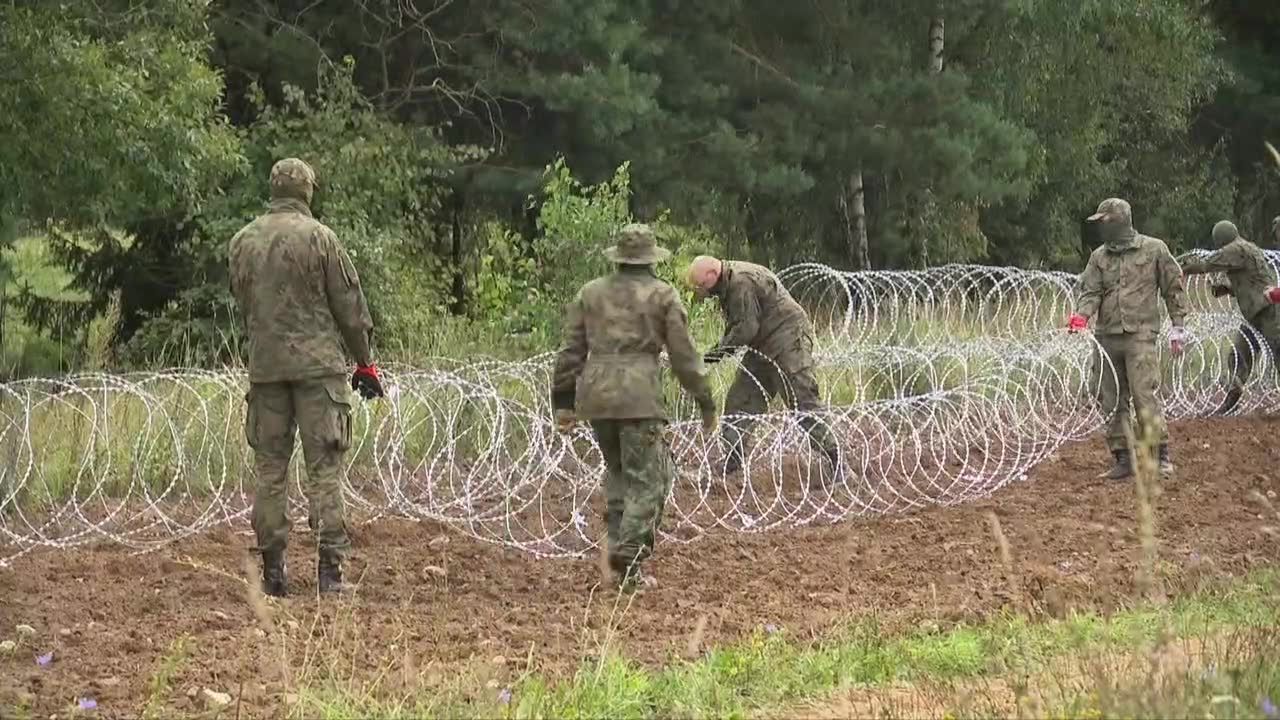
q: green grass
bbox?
[286,571,1280,719]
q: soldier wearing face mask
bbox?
[1067,198,1188,480]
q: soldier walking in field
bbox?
[1068,198,1187,480]
[684,256,841,482]
[229,158,385,597]
[551,224,718,591]
[1177,220,1280,415]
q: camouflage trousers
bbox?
[1090,333,1166,453]
[721,334,837,461]
[590,418,673,574]
[245,375,354,557]
[1225,306,1280,392]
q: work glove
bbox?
[351,364,385,399]
[1066,314,1088,333]
[1168,326,1188,357]
[1265,287,1280,305]
[555,408,576,434]
[1211,284,1232,298]
[703,347,732,365]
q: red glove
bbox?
[351,364,385,399]
[1066,314,1088,333]
[1266,287,1280,305]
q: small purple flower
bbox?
[497,687,512,705]
[1261,697,1278,719]
[35,652,53,666]
[78,697,98,711]
[764,624,779,635]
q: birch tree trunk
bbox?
[912,14,945,270]
[840,168,870,270]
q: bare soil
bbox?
[1,417,1278,718]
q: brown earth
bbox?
[1,416,1278,719]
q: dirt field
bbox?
[2,416,1278,718]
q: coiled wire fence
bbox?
[2,257,1276,566]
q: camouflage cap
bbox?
[603,223,671,265]
[269,158,317,201]
[1087,197,1132,224]
[1211,220,1239,247]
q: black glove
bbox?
[703,347,731,365]
[1211,284,1232,298]
[351,364,385,400]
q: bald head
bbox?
[686,255,723,295]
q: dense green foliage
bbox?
[1,0,1278,376]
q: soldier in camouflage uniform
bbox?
[684,256,841,481]
[1178,220,1280,415]
[1069,198,1187,480]
[551,224,718,591]
[229,158,385,597]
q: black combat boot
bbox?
[616,560,646,593]
[317,550,351,594]
[1100,449,1133,480]
[1215,387,1243,416]
[1158,444,1174,477]
[261,549,287,598]
[722,446,743,476]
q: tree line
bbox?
[1,0,1277,372]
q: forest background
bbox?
[2,0,1278,377]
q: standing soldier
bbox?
[551,224,718,591]
[1178,220,1280,414]
[230,158,384,598]
[684,256,841,481]
[1068,198,1187,480]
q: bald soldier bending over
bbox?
[685,256,842,481]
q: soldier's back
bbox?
[574,268,683,419]
[230,205,352,383]
[725,260,809,338]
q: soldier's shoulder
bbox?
[644,276,682,304]
[577,275,609,299]
[1138,233,1171,253]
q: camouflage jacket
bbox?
[229,198,374,383]
[1075,233,1187,337]
[707,261,813,365]
[551,266,714,420]
[1180,238,1276,323]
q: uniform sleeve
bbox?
[550,291,588,412]
[1075,254,1103,320]
[227,240,245,323]
[661,291,716,413]
[714,281,761,351]
[1157,244,1188,326]
[321,229,374,366]
[1179,244,1246,277]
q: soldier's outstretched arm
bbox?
[1074,255,1104,321]
[321,230,374,366]
[662,292,716,414]
[550,292,588,412]
[1179,244,1246,276]
[1157,245,1188,326]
